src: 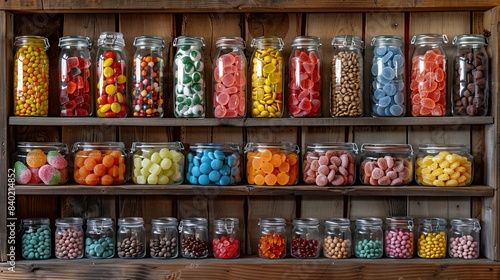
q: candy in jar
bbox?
[258,218,286,259]
[418,218,447,258]
[354,217,383,258]
[21,218,51,260]
[212,218,240,259]
[179,218,209,258]
[117,217,146,258]
[85,217,115,259]
[359,144,413,186]
[448,218,480,259]
[55,217,84,259]
[150,217,178,259]
[291,218,321,258]
[323,218,352,259]
[385,216,414,258]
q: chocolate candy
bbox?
[55,227,84,259]
[117,236,144,258]
[150,236,177,258]
[181,236,208,258]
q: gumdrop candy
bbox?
[47,151,68,169]
[26,149,47,168]
[14,161,31,184]
[28,167,42,184]
[39,164,62,185]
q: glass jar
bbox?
[370,35,405,117]
[13,142,69,185]
[179,217,209,258]
[331,35,364,117]
[117,217,146,258]
[130,142,184,185]
[323,218,352,259]
[249,36,284,118]
[303,143,357,186]
[58,36,92,117]
[415,144,473,187]
[150,217,178,259]
[21,218,51,260]
[55,217,84,259]
[410,34,448,116]
[186,142,241,186]
[213,36,246,118]
[288,36,322,117]
[452,34,489,116]
[291,218,321,259]
[85,217,114,259]
[173,36,206,118]
[417,217,447,259]
[13,35,50,117]
[245,142,300,186]
[385,216,414,259]
[72,142,127,185]
[448,218,480,259]
[258,218,286,259]
[359,144,413,186]
[212,218,240,259]
[95,31,127,117]
[354,217,383,258]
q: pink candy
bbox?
[449,235,479,259]
[360,156,411,186]
[303,150,355,186]
[385,229,414,258]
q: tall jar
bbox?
[179,217,209,258]
[452,34,489,116]
[249,36,284,118]
[331,35,364,117]
[385,216,414,259]
[417,217,447,259]
[85,217,115,259]
[323,218,352,259]
[150,217,178,259]
[291,218,321,259]
[58,36,92,117]
[213,37,246,118]
[95,32,127,117]
[212,218,240,259]
[117,217,146,258]
[410,34,448,116]
[132,36,165,117]
[359,144,413,186]
[370,35,405,117]
[448,218,480,259]
[21,218,51,260]
[55,217,84,259]
[354,217,383,258]
[288,36,322,117]
[258,218,286,259]
[173,36,206,118]
[13,35,50,116]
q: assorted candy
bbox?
[14,149,68,185]
[96,50,127,117]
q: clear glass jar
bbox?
[173,36,206,118]
[85,217,114,259]
[13,35,50,116]
[449,218,480,259]
[415,144,473,187]
[179,217,209,258]
[288,36,322,117]
[417,217,447,259]
[117,217,146,258]
[370,35,405,117]
[323,218,352,259]
[130,142,184,185]
[213,36,246,118]
[291,218,320,258]
[303,143,357,186]
[131,36,165,117]
[13,142,69,185]
[410,34,448,116]
[245,142,300,186]
[385,216,414,259]
[331,35,364,117]
[359,144,413,186]
[55,217,84,259]
[354,217,383,258]
[452,34,489,116]
[58,36,92,117]
[150,217,178,259]
[21,218,51,260]
[258,218,286,259]
[95,32,127,117]
[212,217,240,259]
[249,36,284,118]
[186,142,241,186]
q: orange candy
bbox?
[258,233,285,259]
[26,149,47,168]
[246,148,298,186]
[73,149,125,185]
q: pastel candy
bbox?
[303,150,355,186]
[14,161,32,184]
[360,156,411,186]
[38,164,61,185]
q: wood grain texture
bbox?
[0,10,9,262]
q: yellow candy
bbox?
[416,152,472,187]
[103,57,114,67]
[111,102,121,113]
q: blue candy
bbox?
[220,165,231,176]
[389,104,404,116]
[219,175,231,186]
[198,174,210,185]
[209,170,221,182]
[199,163,211,174]
[374,46,387,56]
[201,155,211,164]
[381,51,393,64]
[394,92,405,105]
[210,159,223,171]
[381,67,395,80]
[191,165,201,177]
[185,148,241,186]
[383,83,396,96]
[214,150,225,159]
[379,96,391,108]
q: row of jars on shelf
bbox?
[13,32,488,118]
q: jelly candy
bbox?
[213,52,246,118]
[288,50,321,117]
[74,149,126,185]
[47,151,68,169]
[26,149,47,168]
[14,161,32,184]
[246,149,298,186]
[39,164,62,185]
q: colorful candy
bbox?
[416,151,472,187]
[360,156,411,186]
[303,150,355,186]
[418,231,446,258]
[246,147,298,186]
[96,50,127,117]
[132,55,164,117]
[186,145,240,186]
[258,233,285,259]
[132,147,184,185]
[213,53,246,118]
[73,149,126,185]
[14,149,68,185]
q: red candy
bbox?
[212,235,240,259]
[213,53,246,118]
[60,55,91,117]
[288,50,321,117]
[96,50,127,117]
[360,156,411,186]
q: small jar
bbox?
[85,217,114,259]
[291,218,321,259]
[452,34,489,116]
[58,36,92,117]
[359,144,413,186]
[417,218,447,259]
[323,218,352,259]
[249,36,284,118]
[21,218,51,260]
[186,142,241,186]
[385,216,414,259]
[179,218,209,258]
[150,217,178,259]
[13,142,69,185]
[448,218,481,259]
[354,217,383,258]
[55,217,84,259]
[117,217,146,258]
[410,34,448,116]
[173,36,206,118]
[331,35,364,117]
[288,36,322,117]
[415,144,473,187]
[13,35,50,117]
[130,142,185,185]
[245,142,300,186]
[258,218,286,259]
[303,143,357,186]
[212,218,240,259]
[213,36,246,118]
